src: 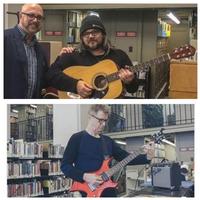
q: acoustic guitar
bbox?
[43,45,195,99]
[70,128,166,197]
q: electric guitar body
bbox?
[70,158,118,197]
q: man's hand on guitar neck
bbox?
[77,80,93,98]
[118,65,135,84]
[83,173,103,185]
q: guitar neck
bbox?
[104,128,166,178]
[130,53,171,72]
[105,149,143,177]
[107,53,171,82]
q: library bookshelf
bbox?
[7,139,72,197]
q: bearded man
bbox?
[46,15,139,98]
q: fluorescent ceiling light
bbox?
[167,12,180,24]
[30,104,37,109]
[115,140,127,145]
[162,139,176,147]
[11,109,18,113]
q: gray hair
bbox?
[89,104,110,115]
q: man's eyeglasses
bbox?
[82,29,101,37]
[21,12,44,22]
[91,114,108,124]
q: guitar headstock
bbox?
[170,45,196,59]
[151,128,166,144]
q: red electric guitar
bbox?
[70,129,166,197]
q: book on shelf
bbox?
[43,177,72,194]
[7,180,44,197]
[40,160,62,175]
[7,138,43,158]
[7,160,42,178]
[7,139,64,159]
[43,143,65,158]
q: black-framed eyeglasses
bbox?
[82,29,101,37]
[21,12,45,21]
[91,114,108,124]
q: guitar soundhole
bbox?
[94,75,107,91]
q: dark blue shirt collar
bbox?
[17,25,37,46]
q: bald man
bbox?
[4,4,49,98]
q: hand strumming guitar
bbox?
[83,173,103,185]
[118,65,135,84]
[77,80,93,98]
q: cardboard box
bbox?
[169,60,197,99]
[169,91,197,99]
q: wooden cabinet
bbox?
[169,60,197,99]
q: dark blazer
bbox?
[4,25,49,99]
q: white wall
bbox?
[53,104,81,147]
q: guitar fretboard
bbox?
[106,53,170,83]
[105,149,144,178]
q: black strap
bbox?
[101,136,109,159]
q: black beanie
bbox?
[80,15,106,35]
